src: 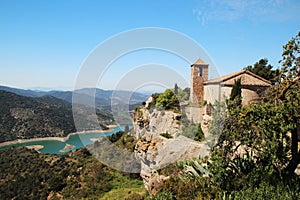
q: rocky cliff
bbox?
[132,96,182,139]
[132,97,210,194]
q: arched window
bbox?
[198,67,203,77]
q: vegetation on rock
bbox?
[180,114,205,142]
[173,84,190,102]
[160,132,173,139]
[156,89,180,111]
[90,131,141,174]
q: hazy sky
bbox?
[0,0,299,91]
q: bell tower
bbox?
[190,58,209,104]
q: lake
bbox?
[0,126,127,154]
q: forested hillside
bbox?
[0,90,113,142]
[0,145,145,200]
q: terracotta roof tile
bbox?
[191,58,208,66]
[204,70,271,86]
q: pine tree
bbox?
[174,83,179,95]
[245,58,279,84]
[229,78,242,106]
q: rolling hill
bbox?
[0,90,113,142]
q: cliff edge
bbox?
[132,96,209,194]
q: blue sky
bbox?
[0,0,299,91]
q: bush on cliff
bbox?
[156,89,180,111]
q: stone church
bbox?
[190,58,271,115]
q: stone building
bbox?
[190,58,271,109]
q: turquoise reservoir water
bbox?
[0,126,127,154]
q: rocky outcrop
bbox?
[132,96,210,195]
[201,114,212,138]
[133,106,181,139]
[134,133,169,194]
[184,106,203,123]
[134,132,209,194]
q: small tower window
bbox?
[198,67,203,77]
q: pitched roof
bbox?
[191,58,209,66]
[204,69,272,86]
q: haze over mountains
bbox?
[0,85,149,142]
[0,85,149,108]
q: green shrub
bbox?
[151,191,174,200]
[181,121,204,142]
[147,93,160,110]
[125,192,144,200]
[225,178,300,200]
[156,89,180,111]
[160,132,173,139]
[194,123,205,142]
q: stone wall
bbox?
[184,106,203,123]
[220,85,264,105]
[203,84,220,105]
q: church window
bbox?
[198,67,203,77]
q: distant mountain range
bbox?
[0,86,150,142]
[0,85,149,108]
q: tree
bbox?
[174,83,179,95]
[181,120,204,142]
[229,78,242,107]
[208,100,226,146]
[156,89,180,110]
[209,32,300,190]
[277,31,300,173]
[183,87,190,100]
[174,86,190,102]
[280,32,300,79]
[211,102,293,188]
[194,123,205,142]
[245,58,280,84]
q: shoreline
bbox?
[0,124,118,148]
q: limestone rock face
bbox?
[134,133,169,194]
[134,132,210,194]
[201,114,212,138]
[133,106,181,139]
[132,97,210,195]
